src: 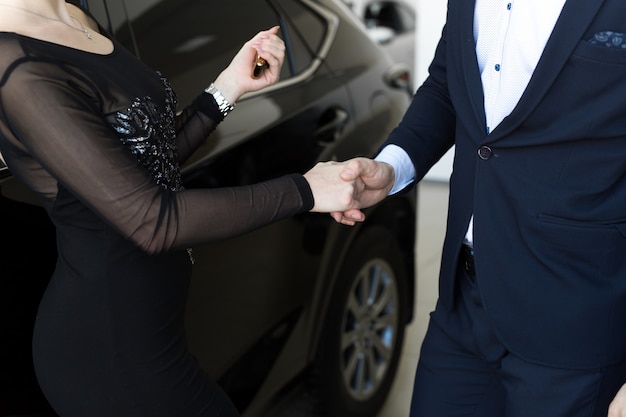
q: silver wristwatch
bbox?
[204,83,235,117]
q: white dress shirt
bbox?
[376,0,566,247]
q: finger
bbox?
[330,211,357,225]
[255,38,284,77]
[340,158,367,181]
[255,26,280,40]
[330,212,356,226]
[256,46,282,72]
[344,209,365,222]
[340,165,358,181]
[266,25,280,35]
[258,26,279,36]
[331,210,365,223]
[330,212,344,223]
[258,37,284,60]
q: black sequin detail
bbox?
[107,75,183,191]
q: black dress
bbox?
[0,30,313,417]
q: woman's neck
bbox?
[0,0,114,55]
[0,1,72,23]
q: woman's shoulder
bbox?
[0,32,62,74]
[0,32,31,82]
[0,31,25,46]
[0,32,100,91]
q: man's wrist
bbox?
[375,145,415,194]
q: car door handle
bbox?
[384,62,413,96]
[315,107,349,144]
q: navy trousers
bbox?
[409,256,626,417]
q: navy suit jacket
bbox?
[386,0,626,369]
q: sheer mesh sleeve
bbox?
[173,92,223,163]
[0,40,313,254]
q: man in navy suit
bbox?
[334,0,626,415]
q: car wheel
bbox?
[310,225,409,417]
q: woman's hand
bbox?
[212,26,285,104]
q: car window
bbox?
[273,0,326,75]
[89,0,328,108]
[364,1,415,34]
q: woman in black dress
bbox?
[0,1,363,415]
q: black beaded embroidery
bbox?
[107,75,183,192]
[107,75,195,264]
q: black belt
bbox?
[461,244,475,276]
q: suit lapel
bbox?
[488,0,606,141]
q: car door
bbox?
[89,0,354,400]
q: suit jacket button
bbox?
[478,146,493,160]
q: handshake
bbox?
[302,157,396,226]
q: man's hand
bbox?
[609,383,626,417]
[329,157,395,225]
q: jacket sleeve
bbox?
[383,23,457,182]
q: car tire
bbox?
[310,225,409,417]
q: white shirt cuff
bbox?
[375,145,416,195]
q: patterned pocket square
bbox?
[588,31,626,48]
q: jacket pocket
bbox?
[573,39,626,65]
[536,213,626,278]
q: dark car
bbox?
[341,0,417,89]
[0,0,417,416]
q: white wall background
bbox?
[413,0,453,182]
